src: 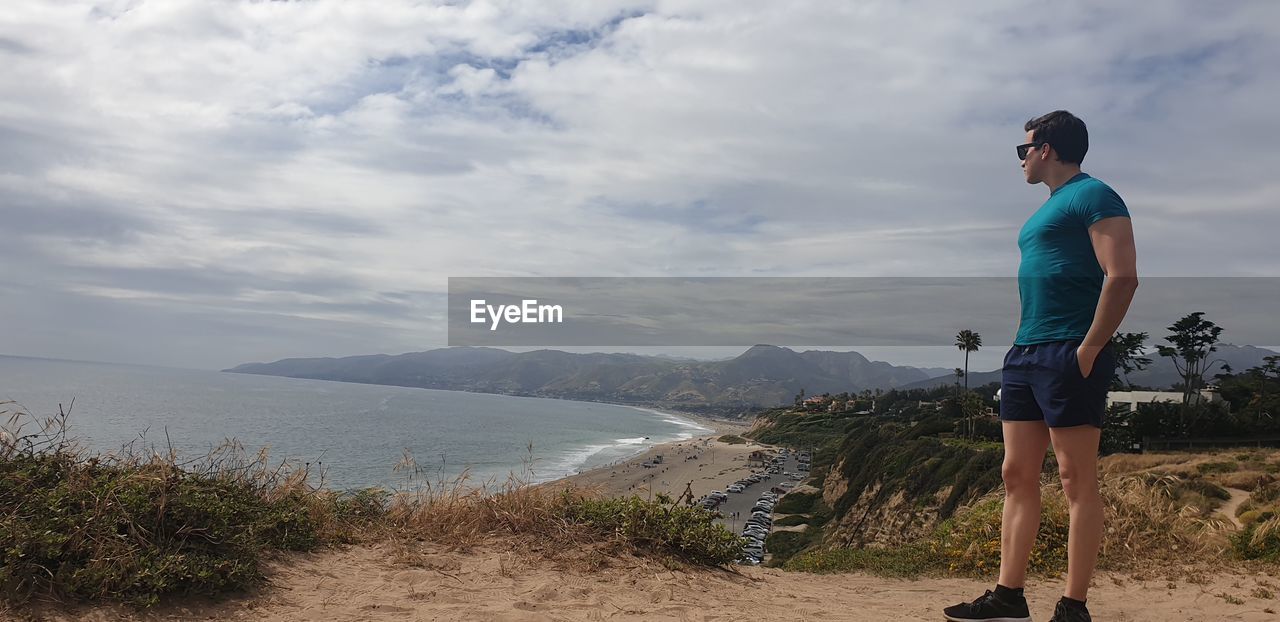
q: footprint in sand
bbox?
[360,604,414,613]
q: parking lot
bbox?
[694,446,811,564]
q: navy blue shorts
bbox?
[999,338,1116,428]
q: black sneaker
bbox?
[942,589,1032,622]
[1049,598,1091,622]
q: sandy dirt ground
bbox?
[17,541,1280,621]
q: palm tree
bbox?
[955,330,982,438]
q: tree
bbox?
[952,367,965,430]
[1155,312,1224,427]
[1109,331,1153,389]
[955,329,982,438]
[1248,356,1280,401]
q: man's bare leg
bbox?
[998,420,1051,589]
[1049,424,1104,601]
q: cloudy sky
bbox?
[2,0,1277,371]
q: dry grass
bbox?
[2,402,740,607]
[1100,452,1196,475]
[1215,471,1276,491]
[788,469,1235,578]
[376,442,592,548]
[1102,450,1280,491]
[1098,473,1232,567]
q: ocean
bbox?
[0,356,711,491]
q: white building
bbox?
[994,387,1229,412]
[1106,388,1228,412]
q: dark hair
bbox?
[1024,110,1088,164]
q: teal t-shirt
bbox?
[1015,173,1130,346]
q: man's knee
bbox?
[1002,461,1041,494]
[1057,463,1099,502]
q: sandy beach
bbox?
[538,413,769,501]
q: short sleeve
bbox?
[1072,181,1130,227]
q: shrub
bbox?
[1233,518,1280,562]
[1197,461,1239,475]
[0,432,363,606]
[929,495,1070,576]
[762,529,820,565]
[774,491,819,515]
[717,435,747,445]
[1234,482,1280,525]
[559,495,742,566]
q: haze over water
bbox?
[0,356,710,491]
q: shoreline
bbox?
[534,412,774,502]
[533,405,754,481]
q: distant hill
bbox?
[896,343,1280,391]
[225,345,945,411]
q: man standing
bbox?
[943,111,1139,622]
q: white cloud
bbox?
[0,0,1277,368]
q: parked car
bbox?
[779,482,795,489]
[727,484,745,493]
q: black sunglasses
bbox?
[1016,141,1046,160]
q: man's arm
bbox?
[1079,216,1139,371]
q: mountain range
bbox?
[224,345,950,412]
[226,343,1279,412]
